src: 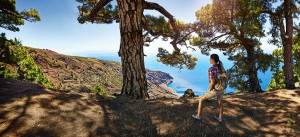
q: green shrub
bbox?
[0,65,18,79]
[268,34,300,90]
[12,46,53,88]
[92,84,109,95]
[0,37,53,88]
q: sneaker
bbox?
[192,115,202,121]
[213,115,223,125]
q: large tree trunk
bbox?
[245,45,263,92]
[117,0,149,99]
[282,0,295,89]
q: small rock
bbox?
[180,89,198,99]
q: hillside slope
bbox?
[25,47,177,98]
[0,78,299,136]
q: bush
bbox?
[0,37,53,88]
[0,65,18,79]
[92,84,109,95]
[12,46,53,88]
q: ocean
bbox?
[86,52,272,96]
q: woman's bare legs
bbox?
[217,95,223,121]
[197,95,208,117]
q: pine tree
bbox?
[191,0,272,92]
[76,0,196,99]
[260,0,300,89]
[0,0,41,32]
[0,0,41,61]
[268,33,300,90]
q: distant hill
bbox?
[24,47,178,98]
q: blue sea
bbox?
[84,52,272,96]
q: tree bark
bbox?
[117,0,148,99]
[282,0,295,89]
[245,44,263,92]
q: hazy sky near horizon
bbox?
[2,0,276,56]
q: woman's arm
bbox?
[208,79,216,91]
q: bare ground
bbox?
[0,78,299,137]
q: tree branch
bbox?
[260,10,278,16]
[208,32,231,45]
[176,30,193,45]
[141,15,162,36]
[0,9,38,22]
[293,27,300,32]
[78,0,112,23]
[143,1,180,53]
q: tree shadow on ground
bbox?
[0,78,158,137]
[221,90,299,136]
[0,89,32,136]
[0,78,299,136]
[102,90,299,136]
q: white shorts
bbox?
[205,89,224,100]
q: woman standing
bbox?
[192,54,225,124]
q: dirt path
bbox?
[0,78,299,137]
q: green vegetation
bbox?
[1,0,40,78]
[92,84,109,96]
[75,0,300,97]
[267,33,300,91]
[0,65,18,79]
[143,16,197,69]
[261,0,298,89]
[189,0,300,92]
[0,0,40,32]
[76,0,198,98]
[0,0,299,95]
[0,35,52,88]
[190,0,272,92]
[0,0,50,87]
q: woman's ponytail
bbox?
[211,54,225,72]
[217,60,225,73]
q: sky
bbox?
[2,0,276,56]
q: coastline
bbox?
[160,84,176,94]
[159,80,180,98]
